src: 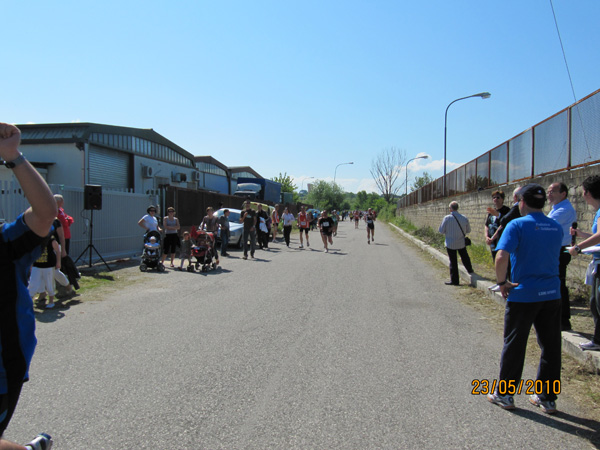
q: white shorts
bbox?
[29,267,56,296]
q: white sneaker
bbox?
[45,303,55,309]
[299,244,304,249]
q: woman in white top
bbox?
[138,205,162,233]
[281,207,295,247]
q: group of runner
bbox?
[292,206,376,252]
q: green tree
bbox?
[306,181,345,211]
[354,190,368,210]
[272,172,297,193]
[411,171,434,192]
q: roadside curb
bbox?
[389,222,600,373]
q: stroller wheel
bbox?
[212,262,217,269]
[187,266,194,272]
[139,263,148,272]
[158,263,165,272]
[202,265,208,272]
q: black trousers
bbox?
[283,225,292,246]
[446,247,473,284]
[498,299,561,401]
[558,247,571,324]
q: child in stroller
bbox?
[140,230,165,272]
[190,227,218,272]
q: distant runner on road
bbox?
[366,208,376,244]
[297,206,310,248]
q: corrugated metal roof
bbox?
[19,127,87,141]
[17,122,195,161]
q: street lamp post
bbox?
[443,92,491,196]
[405,155,429,198]
[334,162,353,184]
[301,176,314,191]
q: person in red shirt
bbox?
[54,194,74,255]
[297,206,310,249]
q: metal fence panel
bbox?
[508,130,532,181]
[571,93,600,166]
[465,160,477,191]
[456,165,465,194]
[58,186,156,264]
[446,170,457,197]
[476,153,490,189]
[490,143,508,186]
[533,111,568,175]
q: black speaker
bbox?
[84,185,102,210]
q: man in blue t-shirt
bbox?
[487,184,563,415]
[0,123,57,450]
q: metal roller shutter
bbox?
[89,146,130,190]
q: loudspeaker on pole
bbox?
[84,184,102,210]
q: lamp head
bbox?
[477,92,491,99]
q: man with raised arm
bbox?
[0,123,57,450]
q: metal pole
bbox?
[443,92,490,197]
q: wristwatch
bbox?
[574,245,582,254]
[3,153,26,169]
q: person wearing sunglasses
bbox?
[138,205,162,234]
[485,190,510,261]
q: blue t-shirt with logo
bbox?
[591,208,600,261]
[496,212,563,303]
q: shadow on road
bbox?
[511,408,600,448]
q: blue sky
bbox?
[5,1,599,193]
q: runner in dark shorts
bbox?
[318,210,334,252]
[354,210,360,229]
[366,208,376,244]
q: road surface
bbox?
[5,220,597,449]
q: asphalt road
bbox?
[5,220,598,449]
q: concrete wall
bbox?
[396,164,600,283]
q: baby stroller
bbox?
[190,228,217,272]
[140,230,165,272]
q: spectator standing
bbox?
[217,209,231,257]
[0,122,57,450]
[547,182,577,331]
[161,207,181,268]
[568,175,600,351]
[54,194,73,255]
[200,207,220,266]
[297,206,310,248]
[240,201,257,260]
[281,207,295,247]
[438,201,474,286]
[484,190,510,261]
[256,204,270,250]
[271,204,280,242]
[29,235,60,309]
[138,206,161,233]
[488,184,563,414]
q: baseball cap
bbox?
[520,183,546,208]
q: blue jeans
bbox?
[220,232,229,256]
[243,228,256,257]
